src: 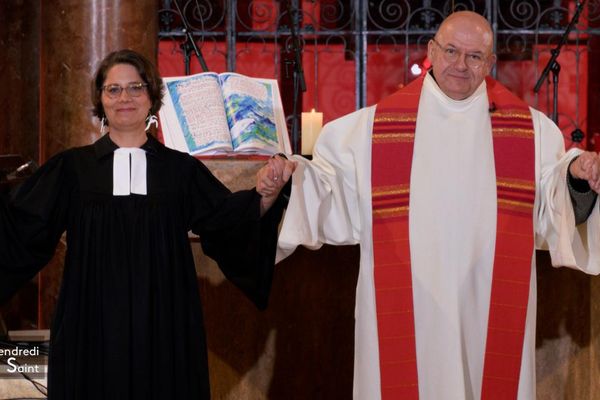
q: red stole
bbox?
[371,75,536,399]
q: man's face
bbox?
[427,20,496,100]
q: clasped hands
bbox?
[569,151,600,193]
[257,155,297,215]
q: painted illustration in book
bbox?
[160,72,290,156]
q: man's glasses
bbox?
[102,82,148,99]
[431,38,488,69]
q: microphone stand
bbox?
[286,0,306,154]
[173,0,209,74]
[533,0,585,125]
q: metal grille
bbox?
[159,0,600,134]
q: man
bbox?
[272,11,600,400]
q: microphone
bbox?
[571,128,585,143]
[488,102,497,113]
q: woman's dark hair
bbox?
[91,49,164,120]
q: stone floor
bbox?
[0,377,47,399]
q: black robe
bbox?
[0,134,286,400]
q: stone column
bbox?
[0,0,41,162]
[40,0,159,161]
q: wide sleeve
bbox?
[0,153,71,303]
[276,107,374,262]
[186,158,287,309]
[534,108,600,274]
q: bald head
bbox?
[438,11,494,52]
[427,11,496,99]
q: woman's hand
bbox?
[257,155,297,215]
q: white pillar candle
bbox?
[301,109,323,155]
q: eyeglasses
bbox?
[431,38,488,69]
[102,82,148,99]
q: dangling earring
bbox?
[100,117,108,135]
[145,114,158,131]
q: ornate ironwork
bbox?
[159,0,600,135]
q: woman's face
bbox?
[101,63,152,134]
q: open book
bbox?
[159,72,291,156]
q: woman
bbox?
[0,49,294,399]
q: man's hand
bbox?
[256,155,297,215]
[569,151,600,193]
